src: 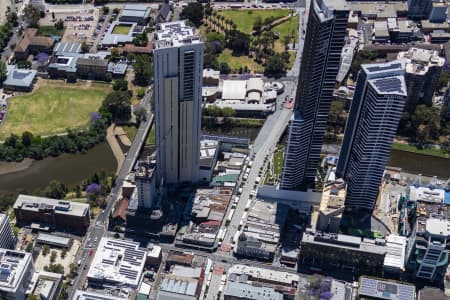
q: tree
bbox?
[133,54,153,86]
[27,295,40,300]
[264,53,287,78]
[42,245,50,256]
[7,12,18,26]
[133,33,148,47]
[219,63,230,74]
[21,131,33,147]
[134,106,147,124]
[102,91,132,124]
[110,47,120,60]
[23,4,40,28]
[253,16,262,33]
[81,41,89,53]
[44,180,67,199]
[227,30,250,56]
[180,3,204,27]
[439,71,449,89]
[44,264,64,274]
[113,8,120,15]
[61,248,67,259]
[50,251,57,263]
[54,19,64,30]
[113,79,128,91]
[102,6,110,15]
[25,243,33,253]
[0,61,7,85]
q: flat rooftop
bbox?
[154,20,201,48]
[0,249,32,293]
[228,264,299,286]
[14,194,89,217]
[359,277,416,300]
[4,68,37,88]
[398,48,445,76]
[73,290,128,300]
[87,238,147,288]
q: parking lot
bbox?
[41,8,101,44]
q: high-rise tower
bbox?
[280,0,349,190]
[337,61,407,212]
[153,21,203,184]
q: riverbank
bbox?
[0,159,33,176]
[392,142,450,159]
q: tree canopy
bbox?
[181,3,204,28]
[101,91,132,124]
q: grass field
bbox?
[218,9,291,34]
[217,49,264,73]
[38,25,65,36]
[0,80,110,138]
[122,124,155,145]
[392,142,450,159]
[112,24,132,35]
[271,15,299,52]
[273,149,284,177]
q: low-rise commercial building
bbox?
[383,235,407,275]
[72,290,128,300]
[119,4,151,25]
[358,276,416,300]
[101,22,145,47]
[166,250,194,271]
[26,271,62,300]
[236,199,287,260]
[87,238,147,288]
[313,180,346,233]
[0,249,34,300]
[13,194,90,233]
[227,264,299,300]
[300,229,387,275]
[76,58,108,80]
[35,233,71,248]
[224,281,283,300]
[157,265,205,300]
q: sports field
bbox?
[112,24,132,35]
[0,80,111,138]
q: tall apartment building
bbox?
[408,0,432,20]
[135,160,156,209]
[153,21,203,184]
[337,61,407,212]
[397,47,445,112]
[0,249,34,300]
[0,214,16,250]
[280,0,349,191]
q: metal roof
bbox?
[4,68,37,88]
[225,281,283,300]
[359,277,416,300]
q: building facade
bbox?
[280,0,349,190]
[0,214,16,250]
[337,61,407,212]
[153,21,203,184]
[13,195,90,233]
[397,47,444,112]
[407,0,432,20]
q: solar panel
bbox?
[372,77,403,93]
[366,63,402,73]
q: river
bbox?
[0,142,116,196]
[388,149,450,179]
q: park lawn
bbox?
[122,124,155,145]
[38,25,65,36]
[218,9,291,34]
[218,49,264,73]
[273,149,284,177]
[112,24,132,35]
[0,80,110,138]
[272,15,299,52]
[392,142,450,159]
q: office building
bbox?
[429,1,447,23]
[397,48,445,112]
[280,0,349,190]
[135,160,156,209]
[406,185,450,281]
[336,61,407,212]
[300,229,387,275]
[73,290,128,300]
[13,194,90,232]
[224,281,283,300]
[408,0,432,20]
[153,21,203,184]
[87,238,147,288]
[0,214,16,250]
[0,249,34,300]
